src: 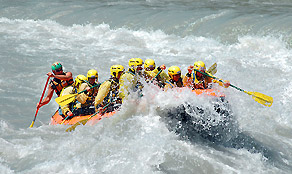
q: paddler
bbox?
[59,74,87,117]
[119,58,143,101]
[183,61,230,89]
[94,65,124,113]
[143,58,168,88]
[164,66,185,91]
[73,69,100,115]
[37,62,73,111]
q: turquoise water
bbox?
[0,0,292,173]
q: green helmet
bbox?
[51,62,63,71]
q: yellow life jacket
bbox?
[102,79,120,106]
[119,70,138,100]
[77,81,100,106]
[191,72,212,89]
[165,78,184,88]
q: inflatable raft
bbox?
[50,88,225,126]
[50,110,116,125]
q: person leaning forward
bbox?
[119,58,142,101]
[94,65,124,113]
[143,58,168,88]
[164,66,185,91]
[37,62,73,112]
[183,61,230,89]
[73,69,100,116]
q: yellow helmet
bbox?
[74,74,87,87]
[110,65,125,78]
[168,66,181,79]
[129,58,143,71]
[87,69,98,81]
[135,58,143,66]
[194,61,206,72]
[144,59,156,70]
[129,58,137,67]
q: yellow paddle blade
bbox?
[29,121,35,128]
[65,118,90,132]
[245,91,273,107]
[207,63,217,75]
[55,93,78,106]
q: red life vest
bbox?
[50,72,74,96]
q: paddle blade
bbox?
[55,94,77,106]
[65,118,89,132]
[207,63,217,75]
[29,121,35,128]
[246,91,273,107]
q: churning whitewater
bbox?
[0,0,292,173]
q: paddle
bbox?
[150,69,163,83]
[193,69,273,107]
[29,76,50,128]
[207,63,217,75]
[55,84,100,106]
[60,106,78,125]
[65,103,111,132]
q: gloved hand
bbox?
[66,111,73,117]
[224,80,230,88]
[47,72,54,78]
[86,87,91,92]
[36,102,42,109]
[187,65,194,74]
[160,64,166,70]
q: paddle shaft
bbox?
[65,102,112,132]
[30,76,50,128]
[193,69,272,104]
[150,69,163,83]
[56,83,100,106]
[194,68,248,91]
[77,83,100,95]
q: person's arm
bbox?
[60,86,74,116]
[164,82,172,91]
[213,78,230,88]
[159,71,169,83]
[205,72,230,88]
[37,85,54,108]
[79,83,89,92]
[183,73,193,88]
[49,72,73,81]
[183,65,194,88]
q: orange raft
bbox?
[178,88,225,98]
[50,89,224,125]
[50,110,116,125]
[192,88,225,97]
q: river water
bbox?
[0,0,292,173]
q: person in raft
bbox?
[37,62,73,115]
[94,65,125,113]
[143,58,168,88]
[183,61,230,89]
[119,58,144,101]
[72,69,100,116]
[164,66,185,91]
